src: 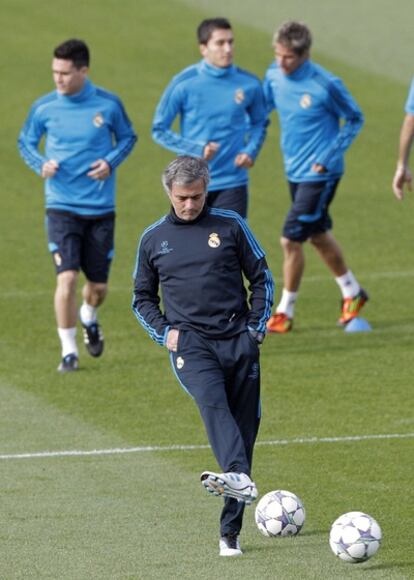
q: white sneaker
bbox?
[219,534,242,557]
[200,471,258,505]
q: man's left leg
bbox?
[55,270,80,372]
[80,215,114,357]
[310,231,368,325]
[267,180,310,334]
[309,230,348,277]
[267,236,304,333]
[47,210,82,372]
[79,281,107,357]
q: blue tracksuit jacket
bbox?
[405,78,414,114]
[132,205,274,346]
[152,60,267,191]
[263,59,364,182]
[18,79,137,216]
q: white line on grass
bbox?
[0,432,413,461]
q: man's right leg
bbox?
[55,270,79,372]
[310,231,368,325]
[47,210,83,372]
[169,331,253,479]
[217,331,262,543]
[267,180,312,334]
[267,236,304,333]
[169,331,255,556]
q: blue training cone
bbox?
[344,317,372,333]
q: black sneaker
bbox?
[219,533,242,557]
[81,321,104,357]
[57,353,79,373]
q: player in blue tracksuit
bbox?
[263,21,367,333]
[392,77,414,200]
[152,18,267,218]
[18,39,137,372]
[132,156,274,557]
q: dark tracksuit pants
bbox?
[170,329,261,536]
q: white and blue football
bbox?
[255,489,305,537]
[329,511,382,563]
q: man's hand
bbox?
[166,328,179,352]
[41,159,59,178]
[87,159,111,180]
[392,165,412,200]
[311,163,327,174]
[203,142,220,161]
[248,326,264,345]
[235,153,254,169]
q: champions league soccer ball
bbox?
[255,490,306,537]
[329,511,382,563]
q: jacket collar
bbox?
[168,203,209,225]
[200,59,235,78]
[57,78,95,102]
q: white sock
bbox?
[58,327,78,358]
[335,270,360,299]
[79,301,97,326]
[276,289,298,319]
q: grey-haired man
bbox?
[132,156,274,556]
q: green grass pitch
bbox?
[1,0,414,578]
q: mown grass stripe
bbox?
[1,432,412,460]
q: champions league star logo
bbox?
[158,240,173,255]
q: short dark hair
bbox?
[273,21,312,56]
[53,39,90,68]
[197,18,232,45]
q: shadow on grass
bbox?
[364,561,414,573]
[247,529,326,553]
[264,319,414,355]
[300,529,327,537]
[293,317,414,335]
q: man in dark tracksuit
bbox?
[132,156,274,557]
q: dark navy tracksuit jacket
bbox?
[132,205,274,535]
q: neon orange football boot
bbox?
[338,288,369,326]
[266,312,293,334]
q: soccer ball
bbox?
[255,490,305,537]
[329,511,382,563]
